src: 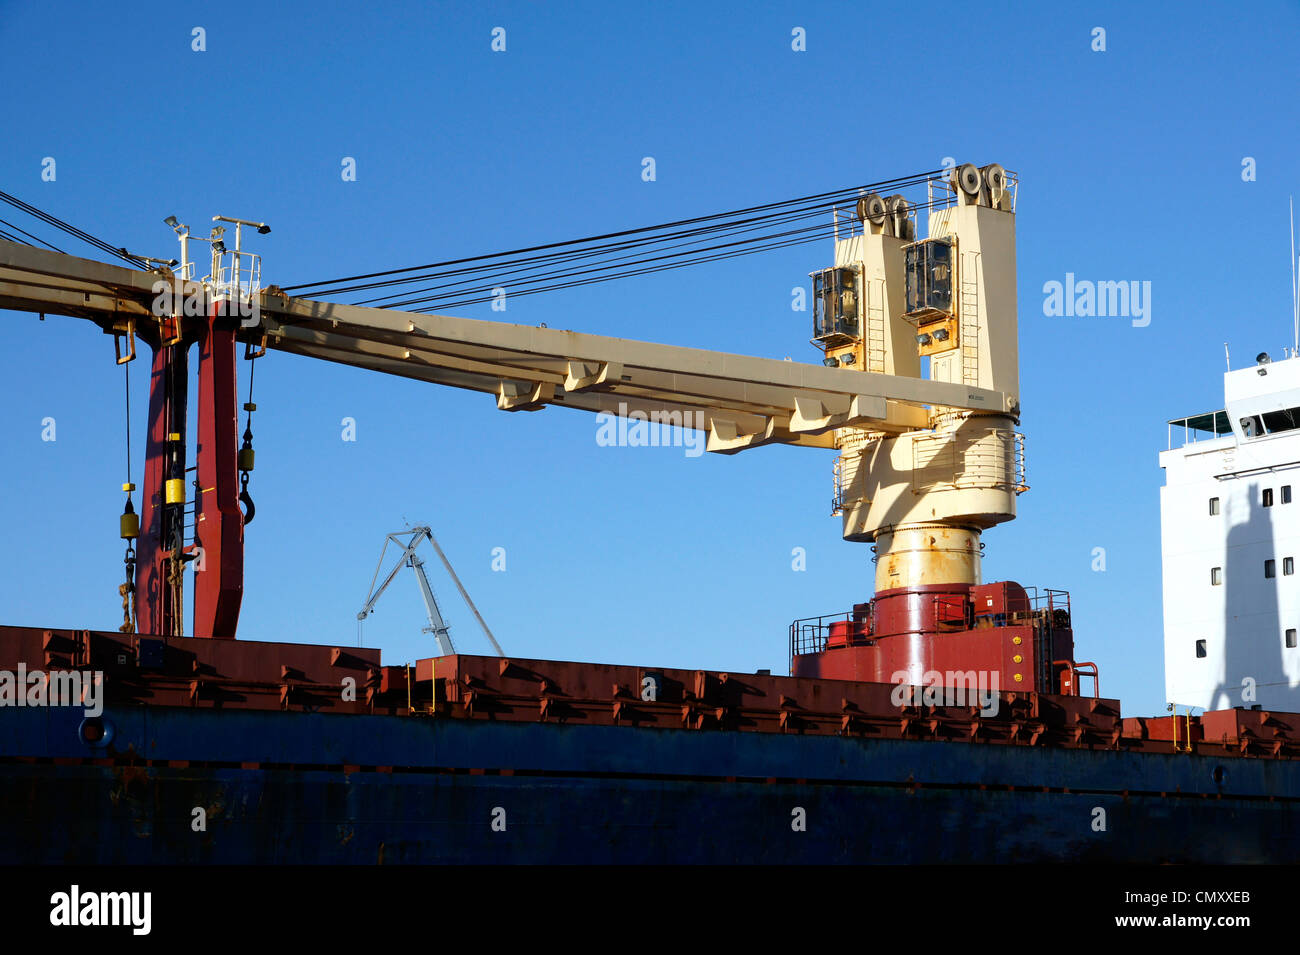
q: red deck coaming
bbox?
[383,655,1300,758]
[1,626,379,713]
[3,625,1299,759]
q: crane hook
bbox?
[238,423,255,525]
[239,472,255,525]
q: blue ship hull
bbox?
[1,704,1294,864]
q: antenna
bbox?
[1224,342,1231,372]
[1291,197,1297,355]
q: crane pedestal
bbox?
[790,576,1076,695]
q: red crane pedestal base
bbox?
[790,580,1078,695]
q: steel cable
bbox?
[284,170,947,303]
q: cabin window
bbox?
[1211,567,1222,585]
[1262,407,1300,434]
[1196,639,1207,658]
[1242,407,1300,436]
[1209,497,1220,515]
[1266,559,1277,578]
[1288,630,1298,649]
[1285,486,1293,504]
[1264,488,1275,507]
[1287,557,1295,576]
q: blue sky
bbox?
[1,0,1298,717]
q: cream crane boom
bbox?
[0,163,1024,594]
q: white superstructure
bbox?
[1161,351,1300,711]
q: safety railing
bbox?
[1167,411,1232,449]
[1053,659,1099,698]
[925,168,1018,213]
[789,610,871,658]
[831,428,882,515]
[831,456,847,515]
[1025,586,1071,619]
[207,252,262,302]
[910,428,1026,494]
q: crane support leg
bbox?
[134,304,246,639]
[136,339,189,638]
[193,307,244,638]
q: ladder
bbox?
[959,250,981,387]
[865,275,886,374]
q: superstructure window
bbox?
[1209,497,1220,515]
[1287,558,1295,576]
[1262,407,1300,434]
[1286,486,1293,504]
[1266,559,1277,578]
[1242,407,1300,437]
[1196,639,1207,658]
[1211,567,1222,585]
[1288,630,1297,649]
[1264,488,1275,507]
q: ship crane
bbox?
[0,162,1088,693]
[356,526,505,658]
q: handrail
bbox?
[1053,659,1099,698]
